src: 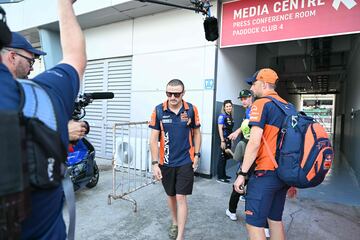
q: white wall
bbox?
[3,0,129,31]
[216,46,257,102]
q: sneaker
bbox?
[264,228,270,238]
[239,195,246,202]
[225,175,232,180]
[216,178,230,183]
[226,209,237,221]
[168,224,178,239]
[224,148,234,158]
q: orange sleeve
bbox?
[193,105,201,128]
[148,108,159,130]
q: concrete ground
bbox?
[65,158,360,240]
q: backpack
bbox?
[0,80,75,239]
[262,96,334,188]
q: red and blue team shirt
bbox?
[249,91,288,171]
[149,100,201,167]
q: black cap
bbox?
[238,89,253,98]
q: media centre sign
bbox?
[221,0,360,47]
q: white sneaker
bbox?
[264,228,270,238]
[239,196,246,202]
[225,209,237,221]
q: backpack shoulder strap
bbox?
[14,80,25,113]
[17,79,58,131]
[186,102,194,121]
[264,96,296,116]
[155,103,164,134]
[155,103,163,123]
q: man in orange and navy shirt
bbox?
[234,68,290,240]
[149,79,201,240]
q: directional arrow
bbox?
[332,0,357,10]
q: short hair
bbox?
[167,79,185,91]
[267,82,276,90]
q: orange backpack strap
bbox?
[262,135,278,168]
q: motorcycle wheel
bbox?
[86,163,99,188]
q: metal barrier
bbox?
[108,121,155,212]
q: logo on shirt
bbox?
[46,70,63,77]
[47,158,55,181]
[164,132,170,164]
[180,111,189,122]
[162,119,172,124]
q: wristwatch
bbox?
[194,152,201,158]
[236,169,248,177]
[151,161,159,165]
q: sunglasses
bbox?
[166,91,183,98]
[5,48,35,67]
[15,52,35,68]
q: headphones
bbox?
[0,6,12,50]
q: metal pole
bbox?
[136,0,207,14]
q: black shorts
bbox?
[159,163,194,196]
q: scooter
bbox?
[66,92,114,191]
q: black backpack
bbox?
[0,80,75,239]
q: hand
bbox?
[220,141,226,150]
[193,156,199,172]
[228,131,239,141]
[68,120,88,141]
[233,175,245,193]
[152,164,162,181]
[287,186,297,199]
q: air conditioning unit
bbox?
[114,136,151,171]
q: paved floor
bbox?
[65,157,360,240]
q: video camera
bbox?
[190,0,211,15]
[72,92,114,120]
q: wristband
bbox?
[194,152,201,158]
[236,169,248,177]
[151,161,159,165]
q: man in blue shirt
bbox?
[0,0,86,239]
[149,79,201,240]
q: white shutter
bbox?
[82,57,132,159]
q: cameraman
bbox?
[1,33,88,142]
[0,0,86,239]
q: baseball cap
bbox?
[238,89,253,98]
[7,32,46,56]
[246,68,278,85]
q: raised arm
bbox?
[58,0,86,80]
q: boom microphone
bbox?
[84,92,114,100]
[203,16,218,42]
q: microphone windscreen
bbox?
[85,92,114,100]
[203,17,219,42]
[0,6,12,49]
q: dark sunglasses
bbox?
[5,48,35,67]
[15,52,35,68]
[166,91,183,98]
